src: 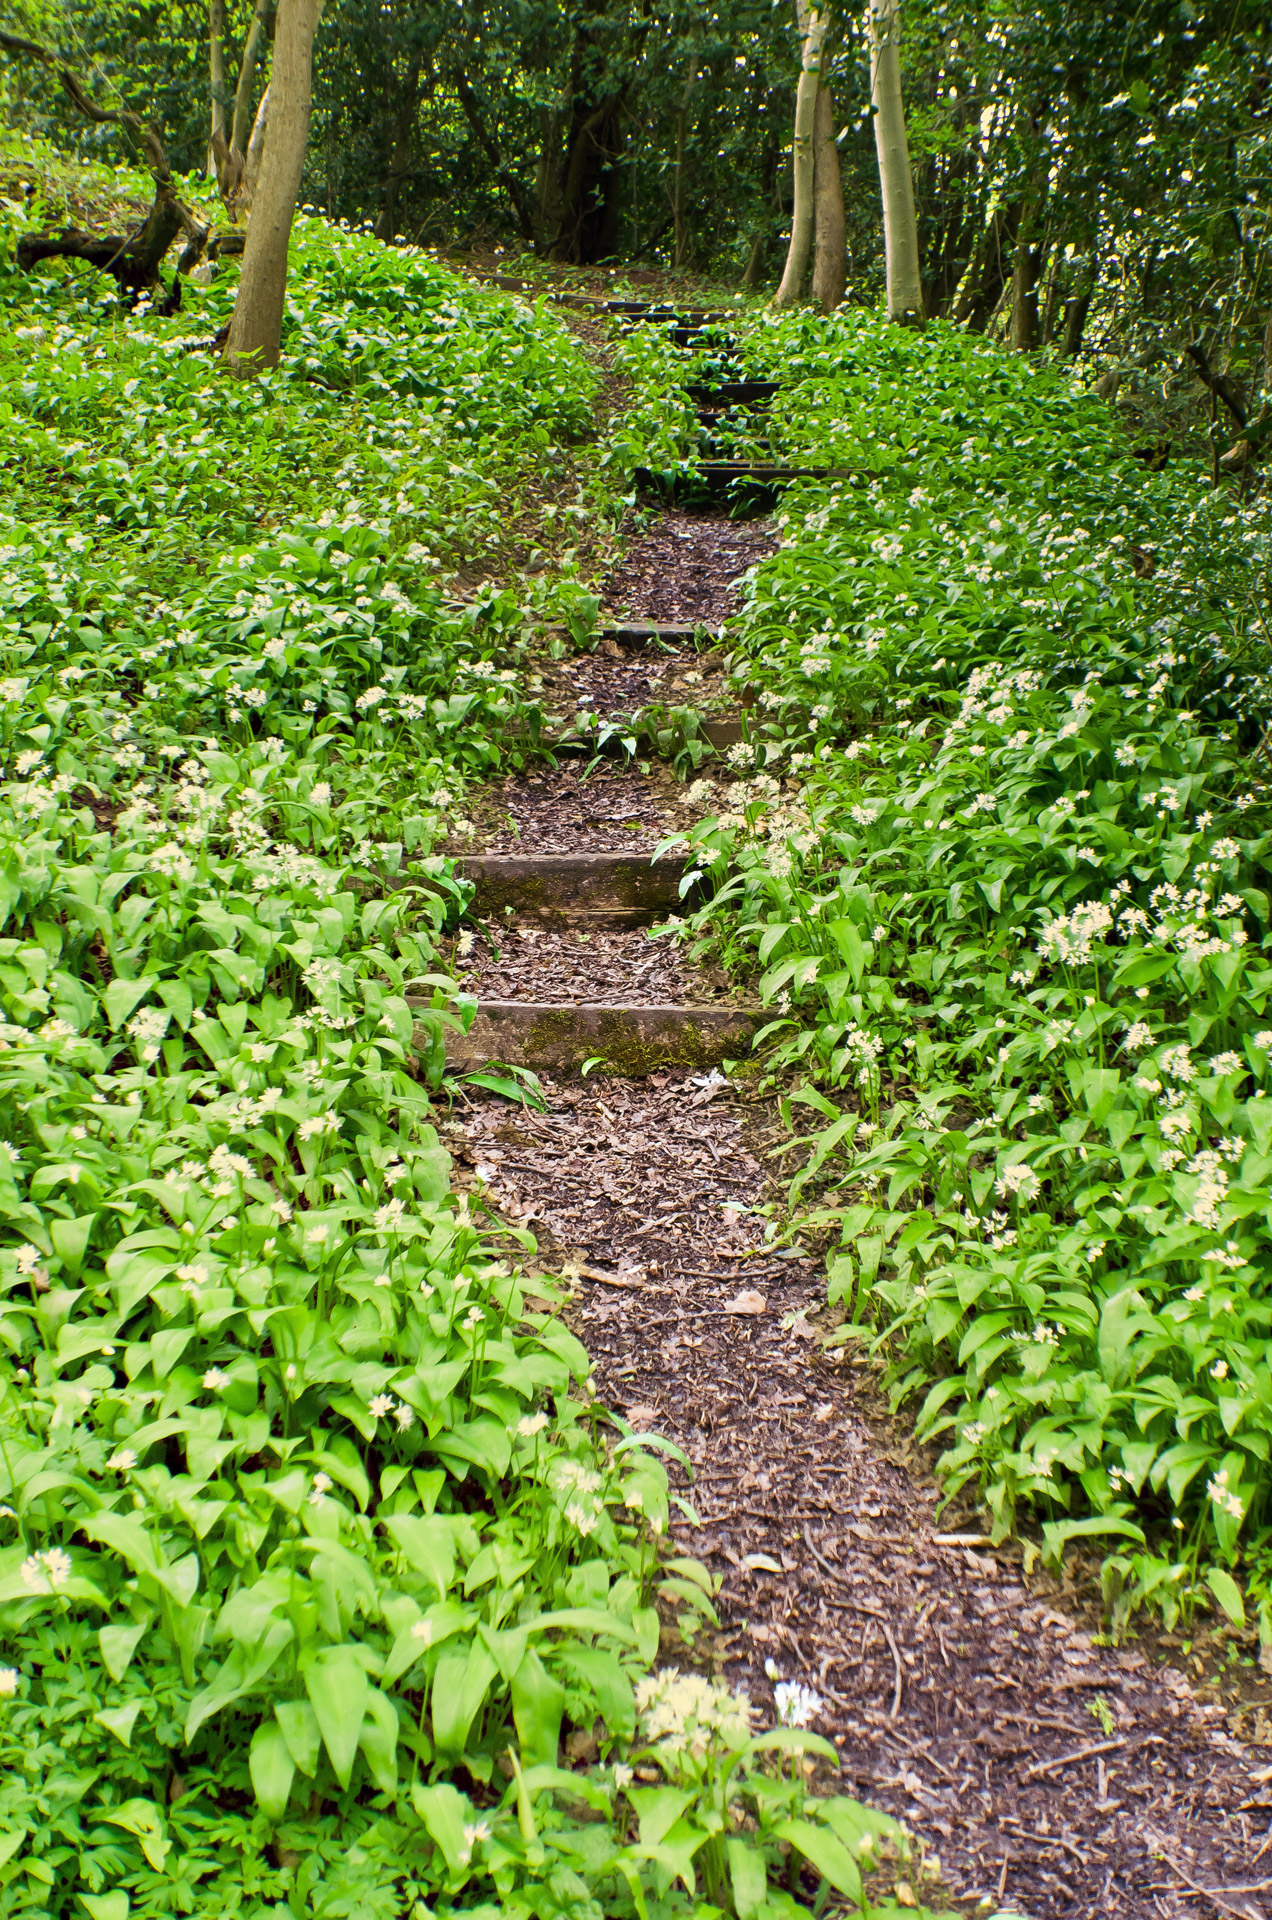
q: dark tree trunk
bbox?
[551,95,626,262]
[374,58,421,243]
[957,203,1018,333]
[17,182,189,304]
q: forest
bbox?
[0,2,1270,1918]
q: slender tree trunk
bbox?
[1062,285,1093,357]
[772,0,827,309]
[208,0,227,176]
[672,48,698,271]
[810,78,845,311]
[230,0,271,159]
[1010,203,1047,351]
[867,0,922,322]
[223,0,322,373]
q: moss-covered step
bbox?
[597,623,698,648]
[455,851,697,926]
[430,1000,759,1075]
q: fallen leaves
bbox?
[724,1289,768,1315]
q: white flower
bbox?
[368,1393,394,1419]
[774,1680,821,1727]
[517,1413,549,1437]
[394,1401,414,1431]
[107,1449,137,1472]
[612,1763,633,1789]
[20,1547,71,1592]
[1208,1052,1243,1076]
[202,1368,232,1391]
[0,1667,17,1696]
[13,1245,42,1273]
[1122,1022,1152,1051]
[310,782,331,805]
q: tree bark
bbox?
[810,78,845,312]
[1062,286,1092,357]
[239,83,271,217]
[223,0,322,373]
[867,0,923,322]
[230,0,272,159]
[208,0,227,175]
[1010,211,1043,351]
[772,0,827,309]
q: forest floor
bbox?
[447,319,1272,1920]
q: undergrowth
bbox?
[669,307,1272,1643]
[0,153,939,1920]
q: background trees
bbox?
[2,0,1269,420]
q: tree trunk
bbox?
[867,0,923,322]
[230,0,272,159]
[810,78,845,312]
[223,0,321,373]
[955,203,1016,333]
[741,102,781,289]
[1010,208,1044,351]
[240,84,271,217]
[672,49,698,271]
[1062,285,1093,357]
[373,63,420,243]
[208,0,227,176]
[772,0,827,309]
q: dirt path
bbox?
[452,1064,1270,1918]
[453,327,1272,1917]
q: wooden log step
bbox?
[686,381,781,407]
[454,851,697,927]
[597,622,699,649]
[634,462,854,504]
[432,999,760,1075]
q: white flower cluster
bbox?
[634,1667,752,1759]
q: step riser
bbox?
[433,1001,758,1075]
[456,853,696,927]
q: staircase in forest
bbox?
[407,295,787,1073]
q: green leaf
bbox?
[383,1512,456,1598]
[629,1785,694,1847]
[99,1619,149,1682]
[1207,1567,1246,1627]
[80,1897,130,1920]
[276,1698,322,1777]
[93,1701,143,1748]
[431,1636,498,1761]
[510,1648,566,1768]
[303,1645,369,1789]
[772,1819,861,1900]
[727,1836,768,1920]
[411,1780,475,1874]
[103,976,154,1030]
[358,1686,400,1796]
[250,1718,296,1821]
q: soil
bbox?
[450,1071,1272,1920]
[601,508,776,627]
[441,761,709,856]
[449,923,740,1006]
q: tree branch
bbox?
[1185,341,1248,429]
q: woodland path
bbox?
[435,308,1272,1920]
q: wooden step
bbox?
[597,622,699,649]
[635,462,854,505]
[687,381,781,408]
[455,851,697,927]
[432,999,759,1075]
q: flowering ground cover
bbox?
[0,152,939,1920]
[671,306,1272,1644]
